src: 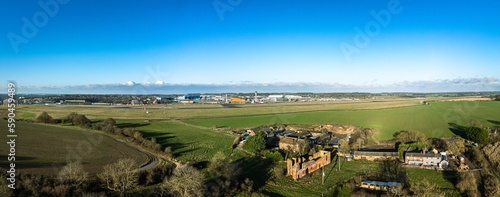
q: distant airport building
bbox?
[64,100,87,105]
[268,95,284,102]
[184,93,201,100]
[231,97,246,103]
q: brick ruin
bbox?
[286,150,332,180]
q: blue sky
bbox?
[1,0,499,93]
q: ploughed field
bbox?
[0,120,148,176]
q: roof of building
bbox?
[362,180,401,187]
[405,153,439,158]
[354,151,398,157]
[279,137,302,145]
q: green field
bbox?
[9,100,419,120]
[2,100,497,196]
[406,168,460,196]
[116,120,234,162]
[0,120,149,176]
[253,159,459,197]
[185,101,500,140]
[262,160,378,196]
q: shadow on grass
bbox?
[487,120,500,125]
[260,190,285,197]
[0,156,36,162]
[16,161,65,170]
[234,156,274,191]
[116,122,150,129]
[441,170,457,188]
[139,131,204,160]
[141,131,176,142]
[192,160,209,170]
[448,123,467,138]
[0,156,47,169]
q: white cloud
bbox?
[125,81,135,86]
[17,77,500,94]
[154,80,165,85]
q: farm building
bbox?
[360,180,402,191]
[287,150,331,180]
[279,136,308,152]
[352,151,399,161]
[405,153,441,166]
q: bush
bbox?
[244,131,266,154]
[164,147,173,158]
[393,130,427,143]
[65,112,78,125]
[466,126,489,144]
[36,112,54,124]
[103,118,116,126]
[73,114,91,128]
[263,151,284,162]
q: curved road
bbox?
[114,138,160,171]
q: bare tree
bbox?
[65,112,78,125]
[355,138,365,150]
[456,172,480,197]
[411,178,444,197]
[338,138,350,157]
[73,114,91,127]
[163,165,204,197]
[58,162,88,187]
[0,172,13,197]
[337,139,350,171]
[103,118,117,126]
[98,159,138,194]
[386,185,407,197]
[36,111,53,124]
[447,136,465,156]
[394,130,427,143]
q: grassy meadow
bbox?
[2,100,498,196]
[9,100,420,120]
[116,120,235,162]
[185,101,500,140]
[253,159,459,197]
[0,120,148,176]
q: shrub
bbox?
[73,114,91,128]
[263,151,284,162]
[36,112,54,124]
[466,126,489,144]
[244,131,266,154]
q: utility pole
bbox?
[322,166,325,185]
[338,153,340,171]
